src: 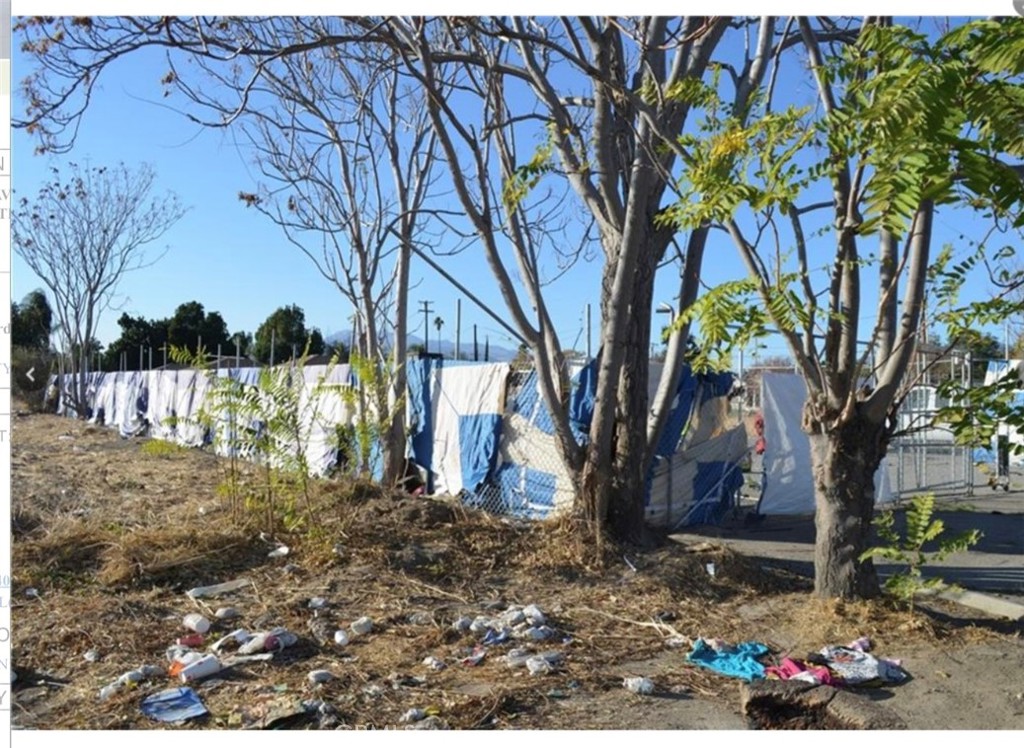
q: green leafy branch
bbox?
[860,493,982,607]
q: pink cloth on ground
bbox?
[765,657,838,686]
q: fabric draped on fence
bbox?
[52,357,745,528]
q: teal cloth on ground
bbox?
[686,639,769,681]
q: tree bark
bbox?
[808,414,884,599]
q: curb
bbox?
[935,588,1024,620]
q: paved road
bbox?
[670,490,1024,606]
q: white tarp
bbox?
[297,364,357,477]
[430,362,510,495]
[92,372,118,426]
[984,360,1024,465]
[759,372,893,515]
[145,370,179,440]
[173,370,212,447]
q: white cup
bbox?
[183,613,211,634]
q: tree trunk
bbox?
[809,415,884,599]
[607,258,656,543]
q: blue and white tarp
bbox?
[417,361,509,496]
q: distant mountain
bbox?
[325,329,518,362]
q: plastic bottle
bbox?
[179,654,222,682]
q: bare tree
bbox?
[216,24,441,486]
[11,161,185,417]
[13,15,823,545]
[381,16,795,543]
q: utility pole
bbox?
[474,325,479,362]
[455,299,462,361]
[420,300,434,354]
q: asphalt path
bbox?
[670,490,1024,607]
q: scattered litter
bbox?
[228,697,309,729]
[182,613,211,634]
[308,597,327,610]
[186,579,251,599]
[405,716,448,730]
[307,669,333,685]
[401,708,427,723]
[388,672,427,688]
[422,656,446,671]
[664,636,689,649]
[814,645,908,685]
[623,555,638,573]
[765,657,837,686]
[141,687,208,723]
[25,588,40,598]
[469,616,492,634]
[500,608,526,626]
[504,648,533,669]
[214,607,241,620]
[179,653,222,683]
[176,633,204,648]
[624,677,655,695]
[99,664,165,700]
[847,636,871,652]
[461,646,487,667]
[83,649,100,663]
[522,604,546,625]
[526,651,564,676]
[705,562,716,578]
[350,617,374,636]
[519,625,557,641]
[282,563,301,574]
[169,651,205,676]
[220,653,275,667]
[482,628,511,646]
[238,627,298,655]
[407,611,433,626]
[305,699,340,729]
[333,630,350,646]
[452,616,472,632]
[268,545,290,558]
[210,629,250,653]
[363,685,385,698]
[686,639,769,682]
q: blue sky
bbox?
[10,13,1020,365]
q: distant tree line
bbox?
[103,301,337,369]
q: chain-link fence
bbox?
[463,364,747,528]
[463,367,578,520]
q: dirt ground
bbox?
[9,409,1024,732]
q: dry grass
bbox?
[9,409,1021,730]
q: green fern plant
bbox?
[860,493,982,607]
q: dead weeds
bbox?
[10,410,1023,730]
